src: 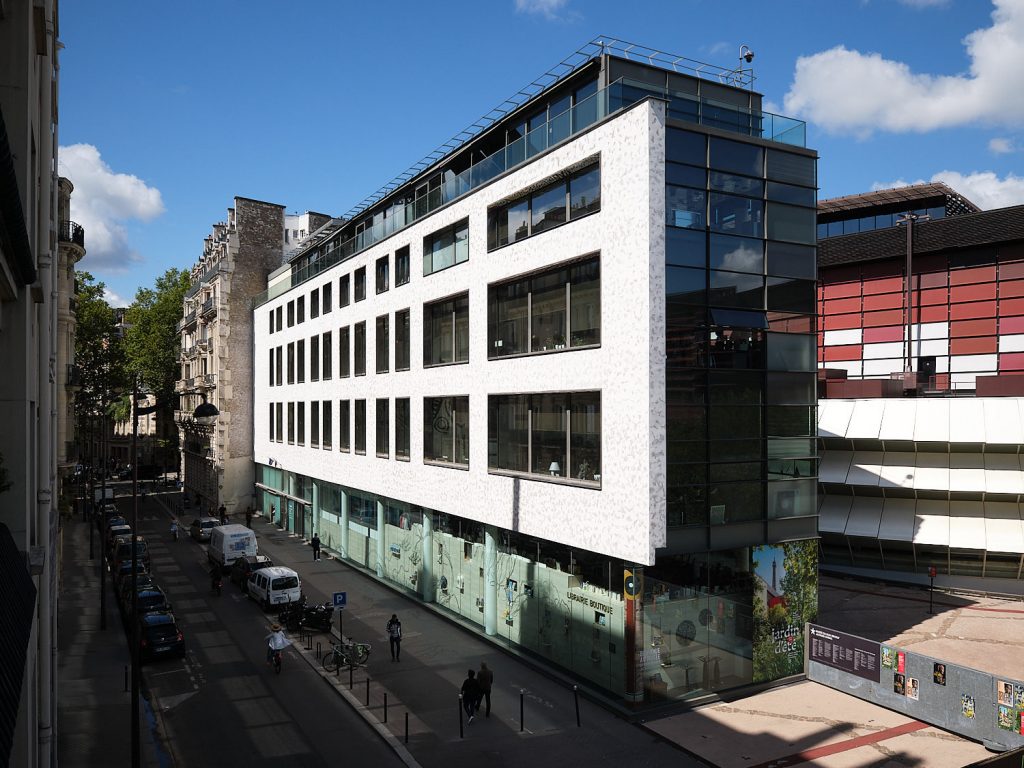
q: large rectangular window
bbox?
[355,399,366,454]
[322,282,333,315]
[339,400,350,452]
[297,402,305,446]
[395,309,410,371]
[354,321,366,376]
[376,315,389,374]
[269,403,275,441]
[488,256,599,357]
[488,392,601,483]
[296,339,305,383]
[287,402,295,444]
[276,403,283,443]
[376,399,389,457]
[395,246,410,286]
[323,330,333,380]
[423,396,469,467]
[339,274,350,308]
[376,255,389,294]
[423,219,469,276]
[488,162,600,249]
[287,343,295,385]
[322,400,332,450]
[275,306,283,332]
[310,289,320,319]
[355,267,366,302]
[310,401,320,448]
[396,398,410,459]
[287,301,295,327]
[276,347,283,386]
[268,349,274,387]
[423,293,469,366]
[339,326,350,378]
[310,336,320,381]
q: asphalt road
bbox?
[123,489,402,767]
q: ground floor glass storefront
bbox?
[254,464,817,704]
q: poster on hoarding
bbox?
[752,541,818,684]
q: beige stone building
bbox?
[176,199,328,516]
[56,178,85,482]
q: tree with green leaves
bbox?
[122,268,189,405]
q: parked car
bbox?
[122,585,172,621]
[118,574,157,611]
[138,611,185,662]
[105,515,128,532]
[247,566,301,610]
[229,555,273,593]
[189,517,219,542]
[112,559,148,589]
[112,535,150,571]
[106,525,132,555]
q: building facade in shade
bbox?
[251,39,819,705]
[56,178,86,496]
[816,186,1024,590]
[0,1,62,764]
[176,201,330,516]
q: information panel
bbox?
[809,623,881,683]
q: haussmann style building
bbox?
[250,39,820,705]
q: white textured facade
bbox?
[255,102,668,565]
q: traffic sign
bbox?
[333,591,347,608]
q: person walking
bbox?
[218,504,228,525]
[386,613,402,661]
[311,533,321,561]
[461,669,482,723]
[477,662,494,717]
[245,506,253,529]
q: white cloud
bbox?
[783,0,1024,135]
[873,170,1024,209]
[514,0,569,19]
[989,137,1015,153]
[57,143,164,272]
[102,286,126,307]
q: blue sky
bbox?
[58,0,1024,305]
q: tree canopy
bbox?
[74,270,126,417]
[123,268,189,406]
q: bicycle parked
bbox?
[322,637,371,671]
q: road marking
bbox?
[745,720,930,768]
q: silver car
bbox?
[189,516,219,542]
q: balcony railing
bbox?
[252,77,805,308]
[59,220,85,248]
[177,310,197,332]
[174,380,187,393]
[197,373,217,388]
[200,298,216,319]
[195,338,210,353]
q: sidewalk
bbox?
[254,518,1006,768]
[56,513,163,767]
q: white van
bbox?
[247,566,301,610]
[208,524,257,569]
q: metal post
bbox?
[131,382,141,768]
[459,694,464,739]
[384,693,388,723]
[365,678,370,707]
[405,712,409,743]
[99,411,107,631]
[574,685,580,727]
[349,665,353,689]
[520,689,525,732]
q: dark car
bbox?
[189,517,219,542]
[118,574,157,611]
[229,555,274,593]
[138,611,185,662]
[112,535,150,571]
[123,586,171,620]
[112,559,148,589]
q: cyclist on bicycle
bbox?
[170,518,178,541]
[265,622,290,663]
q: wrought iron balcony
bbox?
[174,379,188,393]
[195,338,211,353]
[196,373,217,389]
[59,220,85,248]
[65,364,82,390]
[200,298,216,319]
[177,310,198,332]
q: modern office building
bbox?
[251,39,819,705]
[0,1,62,764]
[176,200,329,516]
[816,184,1024,590]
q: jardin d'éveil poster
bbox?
[752,540,818,683]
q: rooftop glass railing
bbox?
[253,78,805,307]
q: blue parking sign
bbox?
[333,591,347,608]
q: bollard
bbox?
[124,665,129,692]
[349,665,353,690]
[405,712,409,743]
[317,641,321,659]
[384,693,388,723]
[520,689,525,732]
[458,694,464,739]
[574,685,580,727]
[365,678,370,707]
